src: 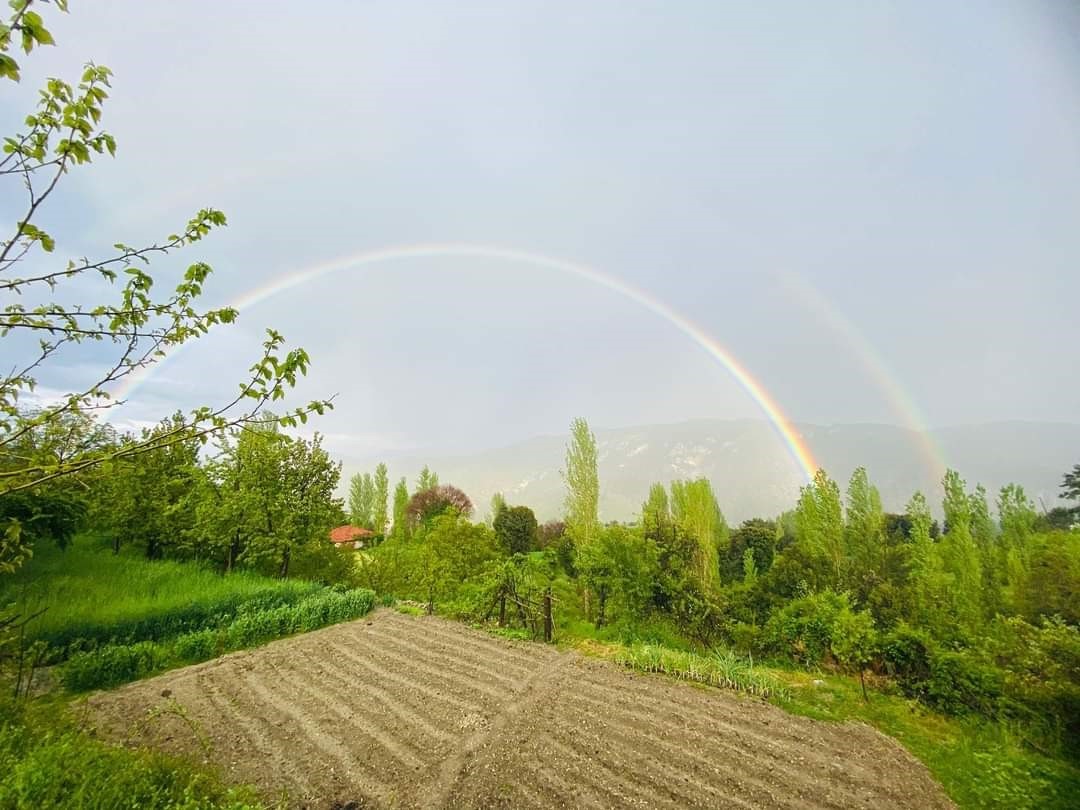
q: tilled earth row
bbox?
[86,609,954,809]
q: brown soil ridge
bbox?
[85,609,955,810]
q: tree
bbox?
[793,469,845,591]
[489,491,507,525]
[493,504,538,555]
[372,463,389,538]
[391,477,409,540]
[641,483,671,538]
[0,4,330,564]
[725,518,776,582]
[406,484,473,529]
[192,425,341,576]
[348,472,374,529]
[415,466,438,494]
[844,467,885,604]
[938,470,983,633]
[997,483,1037,608]
[562,417,599,548]
[670,478,727,589]
[91,413,200,558]
[1062,464,1080,503]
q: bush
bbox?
[60,641,167,692]
[925,650,1004,717]
[172,629,221,664]
[763,590,851,666]
[882,623,935,698]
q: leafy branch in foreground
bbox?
[0,1,332,521]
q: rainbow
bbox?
[113,243,819,480]
[774,271,948,479]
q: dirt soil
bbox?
[86,609,954,809]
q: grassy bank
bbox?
[0,537,322,653]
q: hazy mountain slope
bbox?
[342,420,1080,524]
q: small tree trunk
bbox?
[597,585,608,628]
[112,535,120,555]
[498,593,507,627]
[278,546,291,579]
[860,668,868,702]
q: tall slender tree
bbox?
[372,463,389,537]
[415,466,439,494]
[348,472,374,528]
[391,477,410,540]
[562,417,600,548]
[845,467,885,587]
[794,469,845,590]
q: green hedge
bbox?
[60,588,376,692]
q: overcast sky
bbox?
[8,0,1080,460]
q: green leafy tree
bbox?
[724,518,776,582]
[997,483,1037,608]
[411,511,498,613]
[670,478,727,590]
[1061,464,1080,504]
[348,472,374,529]
[939,470,984,633]
[192,425,341,576]
[845,467,885,595]
[0,3,329,569]
[91,413,199,559]
[562,417,599,548]
[493,504,538,555]
[489,491,507,525]
[391,477,409,540]
[415,465,439,494]
[794,469,845,591]
[372,463,389,537]
[641,483,671,538]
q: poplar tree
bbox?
[845,467,885,588]
[562,417,600,548]
[372,463,389,537]
[794,469,845,590]
[391,477,410,540]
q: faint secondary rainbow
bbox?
[775,270,948,479]
[113,243,818,480]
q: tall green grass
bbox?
[0,705,266,809]
[60,587,377,691]
[1,537,321,653]
[612,643,787,699]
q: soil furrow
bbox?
[379,612,550,668]
[324,638,487,715]
[550,701,803,810]
[241,664,397,806]
[356,627,521,700]
[362,624,532,691]
[564,687,865,807]
[270,663,428,772]
[572,673,899,799]
[295,647,459,748]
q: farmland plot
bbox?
[87,610,953,809]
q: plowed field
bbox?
[87,610,953,809]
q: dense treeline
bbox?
[357,419,1080,761]
[0,410,355,584]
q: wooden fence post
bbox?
[543,586,553,643]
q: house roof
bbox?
[329,524,376,544]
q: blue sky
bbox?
[7,0,1080,459]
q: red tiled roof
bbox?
[329,524,375,543]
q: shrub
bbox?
[612,642,787,699]
[763,590,850,665]
[881,623,935,698]
[925,650,1004,717]
[60,641,167,691]
[172,629,221,664]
